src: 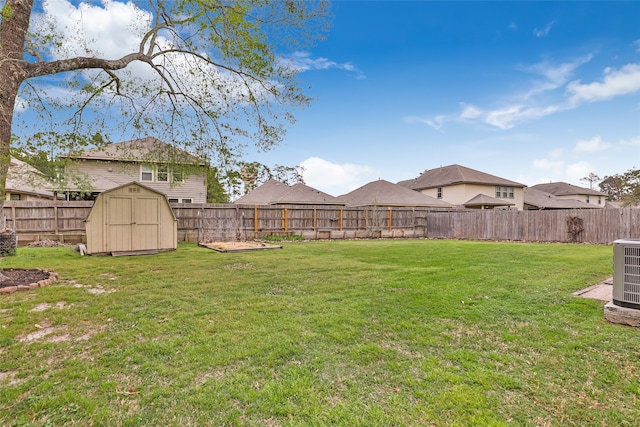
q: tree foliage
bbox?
[599,167,640,206]
[0,0,331,201]
[580,172,600,190]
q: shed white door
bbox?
[106,195,160,252]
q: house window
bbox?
[437,187,442,199]
[598,196,602,205]
[182,198,192,204]
[586,195,590,203]
[172,170,184,183]
[141,164,154,181]
[9,194,21,201]
[496,186,514,199]
[168,198,179,203]
[157,165,168,182]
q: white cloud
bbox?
[26,0,284,113]
[567,64,640,103]
[281,52,365,79]
[484,104,562,130]
[533,158,564,174]
[418,56,640,132]
[533,148,565,175]
[523,55,593,88]
[459,103,482,120]
[548,148,564,159]
[533,20,556,38]
[574,136,612,153]
[620,136,640,146]
[565,161,593,182]
[37,0,152,60]
[300,157,377,196]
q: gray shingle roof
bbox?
[464,193,515,207]
[337,179,453,207]
[7,157,59,199]
[399,164,524,190]
[61,137,205,165]
[530,182,605,197]
[524,187,600,209]
[235,179,344,205]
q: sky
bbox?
[17,1,640,197]
[253,1,640,196]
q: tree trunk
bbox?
[0,0,34,218]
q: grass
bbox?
[0,239,635,426]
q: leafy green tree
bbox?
[599,168,640,206]
[206,167,229,204]
[0,0,330,207]
[580,172,600,190]
[599,174,625,201]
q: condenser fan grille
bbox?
[613,240,640,309]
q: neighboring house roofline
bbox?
[59,136,206,166]
[400,164,525,190]
[235,179,345,206]
[524,187,599,209]
[337,179,454,208]
[464,193,515,207]
[530,181,606,197]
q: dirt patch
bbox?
[199,241,282,253]
[0,269,54,289]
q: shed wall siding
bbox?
[85,183,177,254]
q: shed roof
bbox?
[524,187,600,209]
[337,179,453,207]
[235,179,344,205]
[60,136,205,165]
[530,181,606,197]
[464,193,515,207]
[399,164,524,190]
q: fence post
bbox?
[339,209,343,231]
[388,207,392,232]
[254,205,259,234]
[283,207,288,233]
[313,208,317,231]
[53,205,59,235]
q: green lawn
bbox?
[0,240,635,426]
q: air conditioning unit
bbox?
[612,239,640,310]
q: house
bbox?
[529,182,607,208]
[59,137,207,203]
[337,179,453,208]
[398,164,526,210]
[5,157,62,201]
[234,179,344,206]
[523,187,600,210]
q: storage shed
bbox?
[85,182,177,255]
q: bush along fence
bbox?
[1,201,638,245]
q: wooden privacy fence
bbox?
[2,201,639,244]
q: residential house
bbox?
[398,164,526,210]
[234,179,344,206]
[59,137,207,203]
[5,157,62,201]
[337,179,453,208]
[523,187,600,210]
[529,182,607,208]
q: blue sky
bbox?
[16,1,640,197]
[251,1,640,196]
